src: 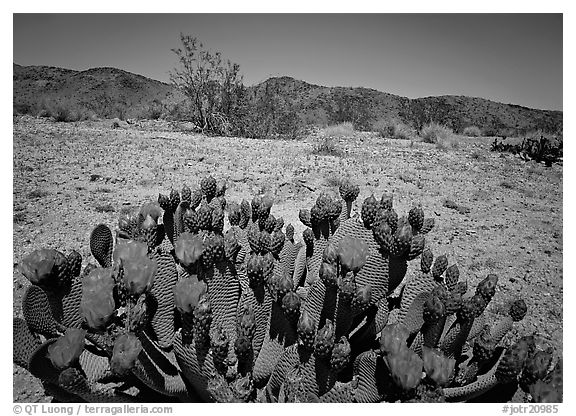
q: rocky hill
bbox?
[13,63,562,134]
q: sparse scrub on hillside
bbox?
[420,122,454,144]
[463,125,482,137]
[33,99,94,122]
[373,119,415,140]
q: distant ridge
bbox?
[13,63,562,133]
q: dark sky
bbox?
[13,13,563,111]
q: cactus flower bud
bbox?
[322,243,339,266]
[372,221,393,253]
[423,296,446,323]
[111,333,142,375]
[234,335,252,361]
[297,310,316,349]
[337,274,356,303]
[48,328,86,370]
[380,193,394,211]
[282,291,301,321]
[314,320,335,360]
[276,272,294,301]
[224,229,241,261]
[361,195,379,228]
[330,336,352,372]
[310,204,323,227]
[337,236,369,274]
[239,306,257,340]
[476,274,498,303]
[302,228,314,248]
[210,324,229,365]
[319,262,338,287]
[339,179,360,202]
[352,284,372,313]
[299,209,312,228]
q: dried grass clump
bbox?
[420,122,454,144]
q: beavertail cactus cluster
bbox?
[13,175,560,403]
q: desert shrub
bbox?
[14,103,32,115]
[170,34,244,134]
[320,122,355,139]
[312,135,341,156]
[373,119,415,140]
[463,125,482,137]
[420,122,454,144]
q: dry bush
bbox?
[312,135,342,156]
[320,122,355,139]
[463,125,482,137]
[420,122,454,144]
[373,119,415,140]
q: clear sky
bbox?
[13,13,563,111]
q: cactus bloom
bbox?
[139,201,162,223]
[337,236,369,274]
[111,333,143,375]
[19,248,66,287]
[47,328,86,370]
[387,347,423,391]
[379,324,410,356]
[121,255,157,296]
[173,278,207,314]
[80,289,115,330]
[174,233,205,268]
[80,268,115,330]
[422,347,455,387]
[322,242,339,265]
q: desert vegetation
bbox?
[13,113,562,402]
[12,32,563,403]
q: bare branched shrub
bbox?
[373,119,415,140]
[170,34,243,134]
[420,122,454,144]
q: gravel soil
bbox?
[12,115,563,402]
